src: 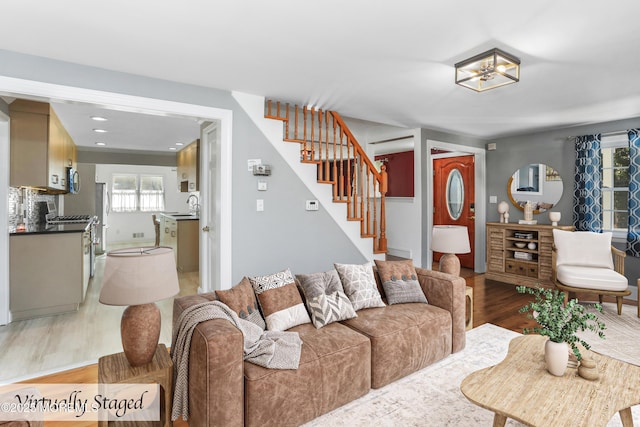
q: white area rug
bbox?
[577,302,640,367]
[303,323,639,426]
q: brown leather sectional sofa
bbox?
[172,267,466,426]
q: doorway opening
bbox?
[0,76,232,380]
[425,139,486,273]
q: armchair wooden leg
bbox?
[616,296,623,315]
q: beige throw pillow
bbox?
[334,262,385,311]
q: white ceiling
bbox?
[2,0,640,150]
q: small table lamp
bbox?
[432,225,471,276]
[99,246,179,367]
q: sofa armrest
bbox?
[173,295,244,427]
[415,267,466,353]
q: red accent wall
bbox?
[375,150,414,197]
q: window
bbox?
[111,174,165,212]
[601,134,629,236]
[112,174,138,212]
[140,175,165,212]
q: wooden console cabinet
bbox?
[485,222,574,287]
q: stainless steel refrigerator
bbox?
[95,182,109,255]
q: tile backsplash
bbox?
[8,187,56,227]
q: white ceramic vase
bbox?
[545,340,569,376]
[549,211,561,226]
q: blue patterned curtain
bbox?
[573,134,602,232]
[627,129,640,256]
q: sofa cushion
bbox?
[215,277,265,330]
[553,229,614,269]
[334,262,385,311]
[243,322,371,427]
[249,269,311,331]
[374,259,428,305]
[556,265,628,291]
[342,303,452,388]
[296,270,357,328]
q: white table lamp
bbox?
[432,225,471,276]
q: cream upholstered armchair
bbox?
[552,229,630,315]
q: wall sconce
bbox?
[455,48,520,92]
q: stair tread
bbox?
[348,217,364,221]
[264,115,287,121]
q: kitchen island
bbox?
[159,212,199,272]
[9,222,92,321]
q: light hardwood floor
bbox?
[0,247,199,383]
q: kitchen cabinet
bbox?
[177,139,199,192]
[160,214,199,272]
[485,222,574,287]
[9,99,77,192]
[10,230,90,321]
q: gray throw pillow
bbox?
[296,270,357,328]
[374,259,428,305]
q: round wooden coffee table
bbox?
[461,335,640,426]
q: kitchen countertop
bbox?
[10,222,92,236]
[160,212,199,221]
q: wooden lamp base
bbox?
[121,303,161,367]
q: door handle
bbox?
[202,226,210,232]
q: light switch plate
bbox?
[256,199,264,212]
[248,159,261,172]
[489,196,497,203]
[258,180,267,191]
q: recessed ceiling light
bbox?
[93,128,108,133]
[175,142,184,146]
[169,147,177,151]
[95,142,106,146]
[91,116,108,121]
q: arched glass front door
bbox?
[446,169,464,220]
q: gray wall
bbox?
[0,49,365,282]
[488,117,640,289]
[0,98,7,116]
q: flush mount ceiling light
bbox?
[90,116,108,121]
[93,128,108,133]
[455,48,520,92]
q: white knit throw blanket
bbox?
[170,300,302,421]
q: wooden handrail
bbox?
[265,100,388,253]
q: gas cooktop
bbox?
[47,214,95,224]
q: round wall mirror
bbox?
[507,164,563,214]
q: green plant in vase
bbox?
[516,286,606,363]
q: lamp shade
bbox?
[99,246,179,306]
[432,225,471,254]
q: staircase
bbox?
[265,100,387,254]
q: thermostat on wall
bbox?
[252,164,272,176]
[306,200,319,211]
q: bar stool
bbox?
[152,214,161,246]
